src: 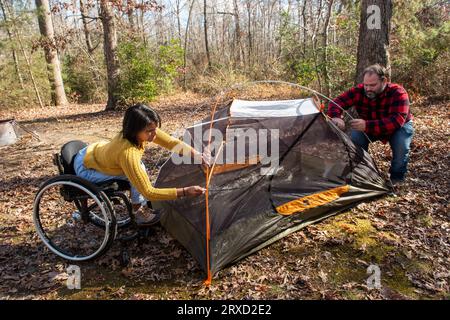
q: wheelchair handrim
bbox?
[33,181,112,261]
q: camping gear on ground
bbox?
[0,118,40,146]
[0,119,19,146]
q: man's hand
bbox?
[349,119,366,132]
[331,118,346,130]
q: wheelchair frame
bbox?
[33,142,152,266]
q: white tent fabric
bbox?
[0,120,19,146]
[0,119,40,146]
[230,98,320,118]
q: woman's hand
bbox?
[201,150,213,166]
[177,186,206,198]
[192,148,213,167]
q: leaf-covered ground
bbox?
[0,91,449,300]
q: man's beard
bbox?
[365,91,377,99]
[365,84,387,99]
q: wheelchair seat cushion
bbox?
[60,140,88,174]
[96,179,131,192]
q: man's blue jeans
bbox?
[351,121,414,181]
[73,147,147,205]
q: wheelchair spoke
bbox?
[33,178,115,261]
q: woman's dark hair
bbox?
[122,104,161,146]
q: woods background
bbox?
[0,0,448,110]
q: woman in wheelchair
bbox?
[73,104,206,227]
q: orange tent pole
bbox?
[203,97,221,286]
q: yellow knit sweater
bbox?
[83,128,192,201]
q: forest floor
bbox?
[0,89,449,300]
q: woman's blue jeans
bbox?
[351,121,414,181]
[73,147,146,205]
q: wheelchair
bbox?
[33,140,153,266]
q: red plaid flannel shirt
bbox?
[327,83,413,140]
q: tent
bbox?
[153,97,389,281]
[0,119,40,147]
[0,119,20,147]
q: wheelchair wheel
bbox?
[85,191,132,229]
[33,175,116,262]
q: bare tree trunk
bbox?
[35,0,68,106]
[139,0,146,45]
[203,0,211,69]
[79,0,95,54]
[311,0,323,92]
[4,0,44,107]
[252,1,259,66]
[211,1,219,63]
[0,0,24,89]
[220,9,229,66]
[175,0,182,41]
[261,1,266,65]
[99,0,120,110]
[322,0,334,96]
[267,0,277,59]
[233,0,244,68]
[126,0,136,29]
[277,0,284,58]
[18,38,44,108]
[246,0,253,68]
[183,0,195,90]
[301,0,307,55]
[356,0,392,83]
[155,9,164,45]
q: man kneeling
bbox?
[328,64,414,185]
